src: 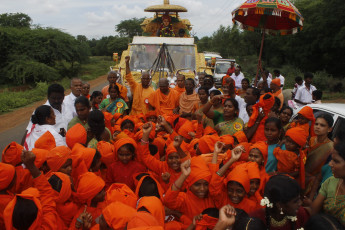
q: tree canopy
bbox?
[115,17,145,37]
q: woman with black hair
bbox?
[250,174,309,229]
[67,96,90,130]
[24,105,66,150]
[99,83,128,115]
[87,110,112,149]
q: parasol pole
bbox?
[254,31,265,86]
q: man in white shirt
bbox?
[294,73,316,107]
[273,69,285,89]
[63,78,82,118]
[227,80,249,123]
[230,67,245,89]
[23,84,73,144]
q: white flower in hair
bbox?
[297,228,304,230]
[260,197,273,208]
[287,216,297,222]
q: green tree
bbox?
[0,13,31,28]
[115,17,145,37]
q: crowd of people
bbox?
[1,55,344,230]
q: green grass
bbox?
[0,56,113,114]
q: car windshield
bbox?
[215,62,231,74]
[129,44,196,71]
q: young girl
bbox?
[273,127,308,188]
[67,96,90,130]
[264,117,284,173]
[90,91,103,110]
[163,157,215,227]
[87,110,112,149]
[105,137,146,191]
[210,145,257,214]
[288,106,315,137]
[24,105,66,151]
[250,175,309,229]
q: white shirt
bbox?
[235,95,249,124]
[24,124,66,150]
[294,85,317,107]
[26,100,73,133]
[63,92,78,118]
[277,75,285,88]
[292,81,305,94]
[230,72,245,89]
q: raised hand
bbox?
[142,122,153,135]
[161,172,171,184]
[218,204,236,227]
[231,145,245,162]
[21,150,36,168]
[181,159,191,177]
[214,141,225,154]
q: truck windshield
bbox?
[129,44,196,71]
[215,62,231,74]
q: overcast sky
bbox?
[0,0,244,39]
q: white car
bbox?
[213,59,236,88]
[292,103,345,139]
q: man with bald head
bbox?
[173,74,186,97]
[101,70,128,102]
[125,56,155,115]
[148,78,180,115]
[63,78,82,118]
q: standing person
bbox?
[24,105,66,150]
[230,67,245,90]
[273,69,285,89]
[204,75,217,93]
[226,61,236,76]
[67,96,90,130]
[195,72,206,92]
[124,56,154,115]
[148,78,180,115]
[90,91,103,111]
[63,78,83,118]
[291,76,304,99]
[270,78,284,109]
[99,84,129,115]
[178,78,200,116]
[101,70,128,102]
[279,106,293,131]
[294,73,317,107]
[238,78,250,97]
[81,82,90,99]
[304,114,334,198]
[23,84,72,144]
[173,74,186,98]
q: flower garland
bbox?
[159,23,175,37]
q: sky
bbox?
[0,0,244,39]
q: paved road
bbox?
[0,81,108,152]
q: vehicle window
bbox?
[313,110,334,118]
[331,117,345,140]
[215,63,231,74]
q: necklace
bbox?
[334,179,343,205]
[270,216,288,227]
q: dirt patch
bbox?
[0,75,107,133]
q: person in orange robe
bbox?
[178,78,200,116]
[127,212,161,229]
[105,138,146,191]
[209,146,257,214]
[163,157,215,228]
[0,163,16,229]
[245,161,263,209]
[101,70,128,102]
[65,123,87,149]
[70,172,106,229]
[270,78,284,109]
[247,93,275,143]
[124,56,155,115]
[48,172,79,229]
[273,127,308,189]
[247,142,270,196]
[289,105,315,137]
[33,130,57,151]
[46,146,72,177]
[148,78,180,115]
[134,173,164,200]
[196,135,219,155]
[2,142,25,194]
[173,74,186,98]
[137,196,165,227]
[105,183,137,208]
[4,150,58,230]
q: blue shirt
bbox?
[265,143,286,173]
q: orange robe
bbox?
[273,89,284,110]
[137,144,185,192]
[125,73,155,115]
[163,188,215,227]
[101,83,128,102]
[148,89,179,115]
[273,147,299,174]
[208,164,257,214]
[173,86,185,98]
[0,194,14,229]
[178,92,200,114]
[69,203,106,230]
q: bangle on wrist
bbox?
[216,171,221,177]
[174,181,181,190]
[141,139,149,144]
